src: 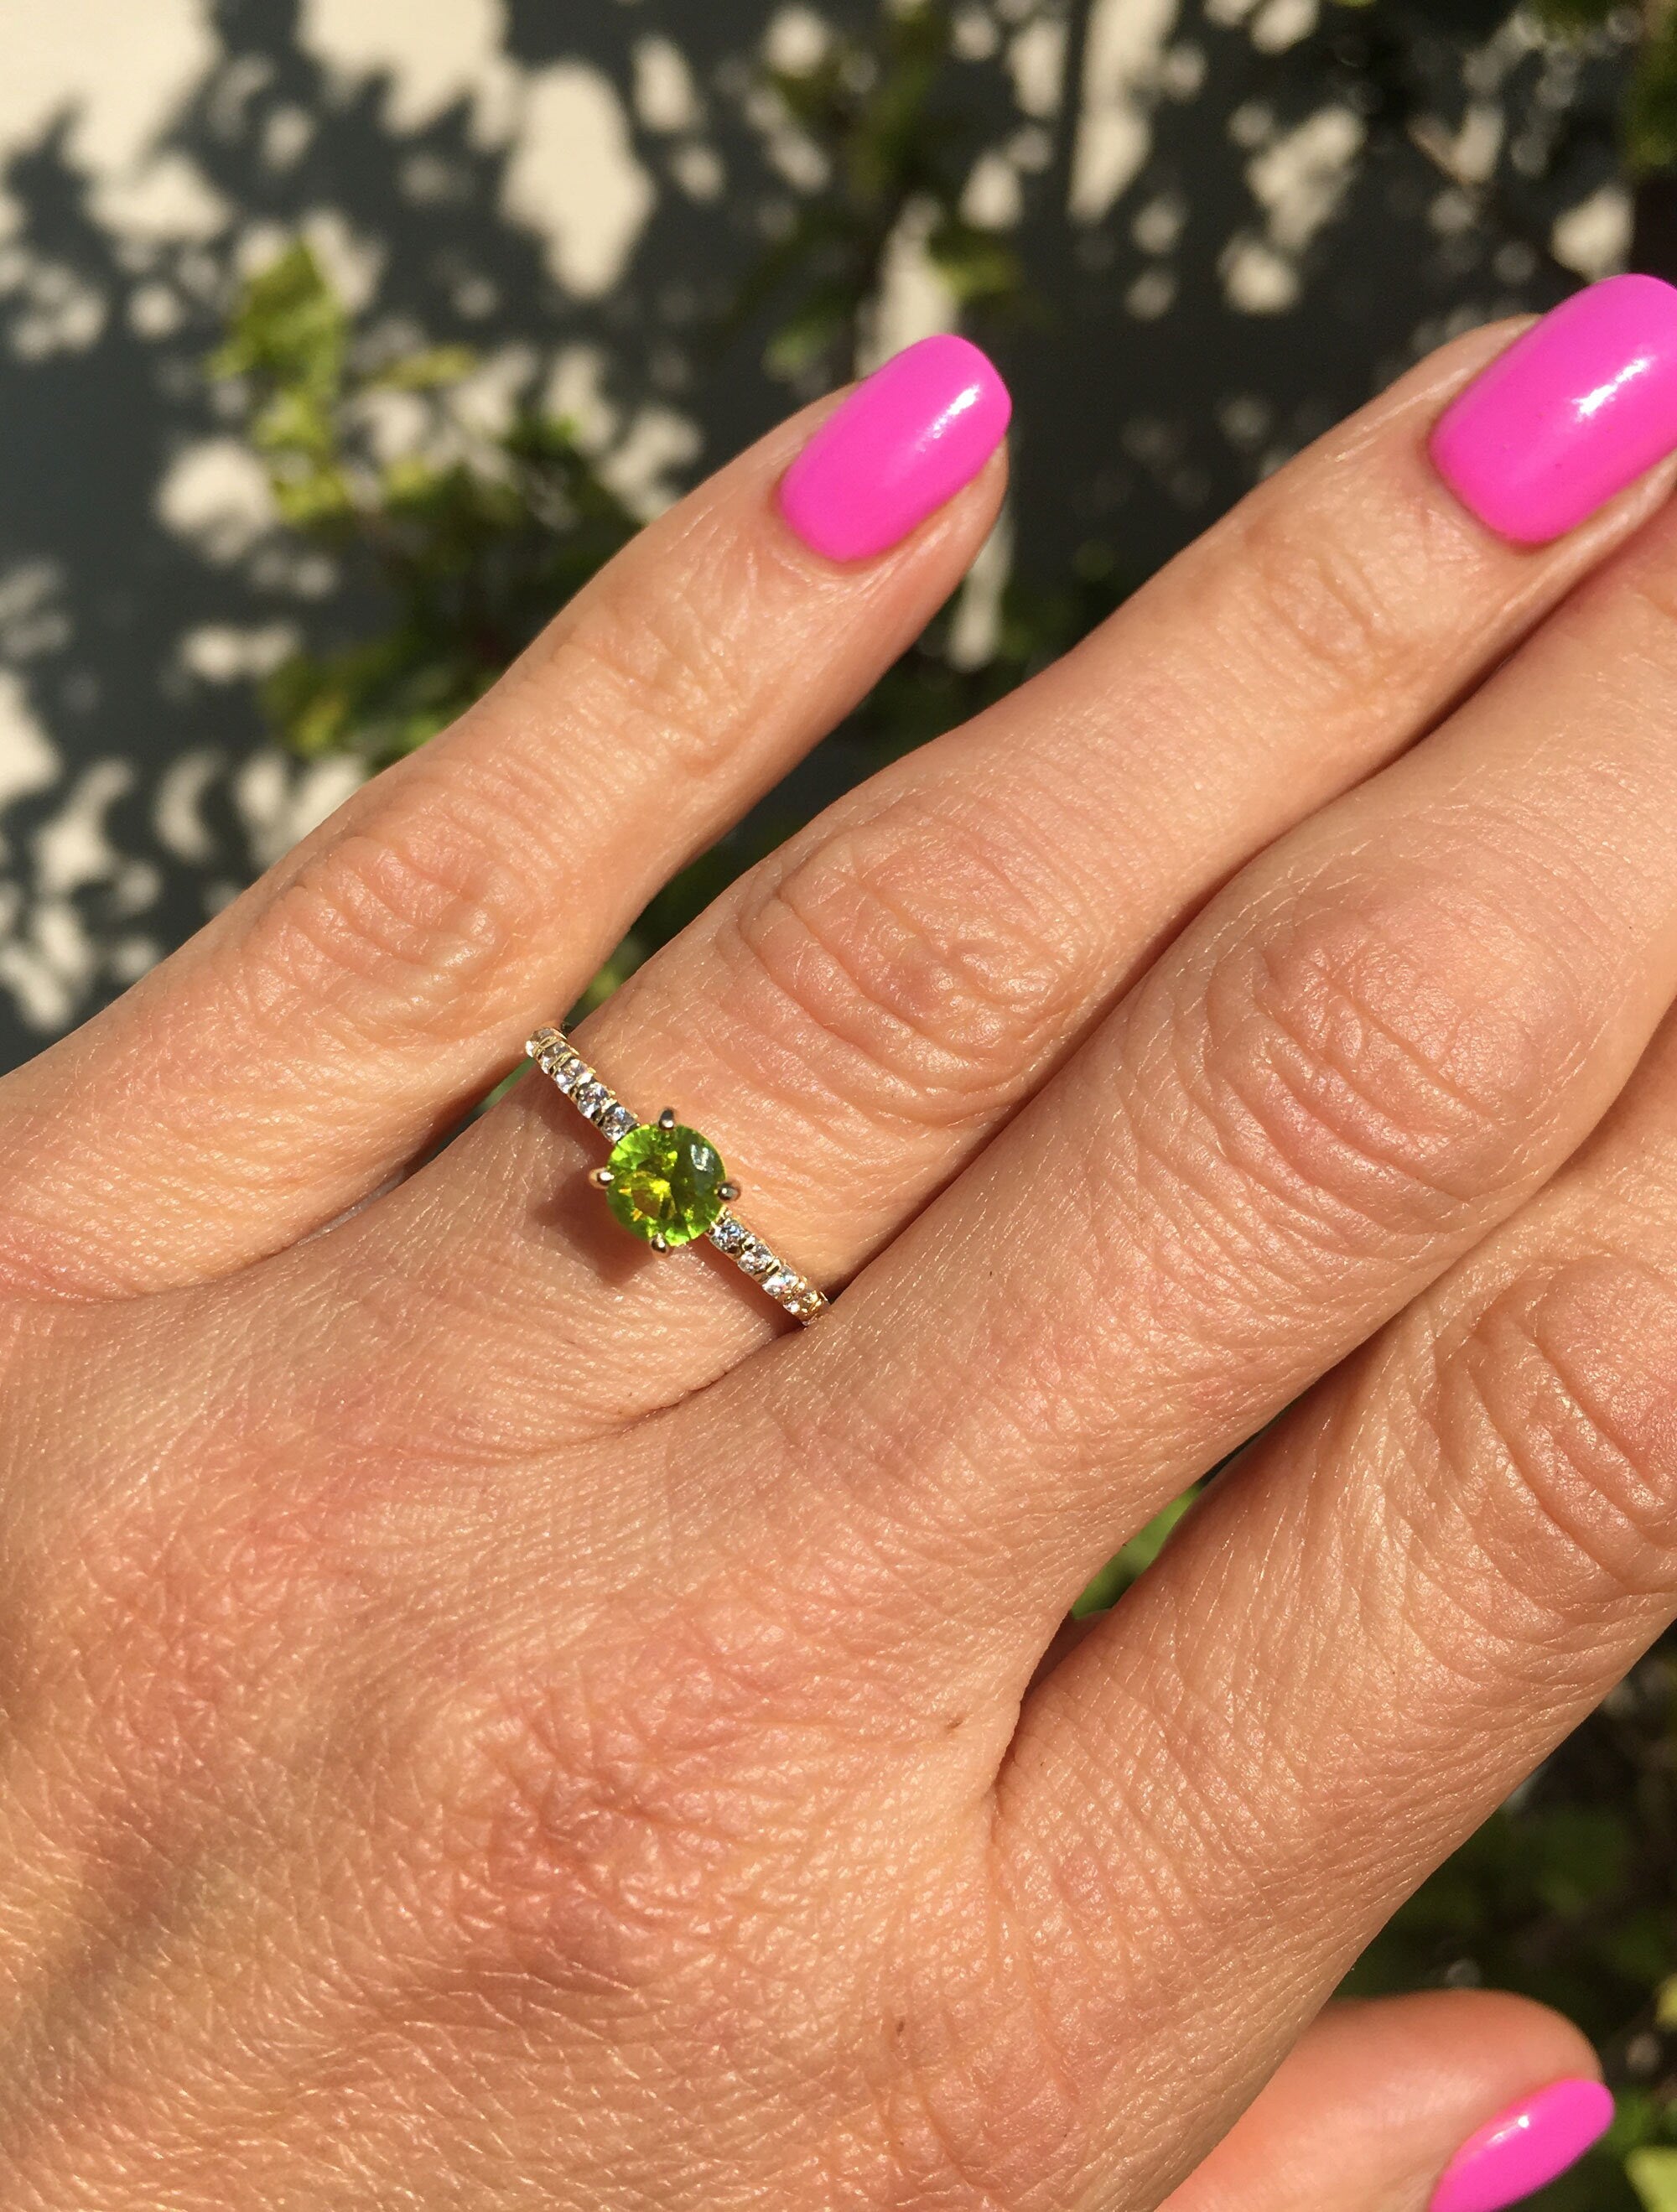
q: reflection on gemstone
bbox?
[603,1122,729,1247]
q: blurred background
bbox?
[1,0,1674,2201]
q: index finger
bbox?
[0,342,1010,1298]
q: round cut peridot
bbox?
[604,1123,728,1247]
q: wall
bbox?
[0,0,1633,1069]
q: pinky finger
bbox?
[1166,1992,1612,2212]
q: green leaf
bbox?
[927,219,1021,305]
[1528,0,1621,34]
[1628,2150,1677,2212]
[210,241,345,401]
[1526,1806,1628,1917]
[764,286,860,379]
[1072,1488,1201,1618]
[1628,18,1677,179]
[366,344,479,392]
[1602,1912,1677,1991]
[252,386,335,461]
[269,467,356,532]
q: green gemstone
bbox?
[603,1123,728,1248]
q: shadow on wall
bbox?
[0,0,794,1063]
[0,0,1633,1070]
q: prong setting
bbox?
[524,1027,828,1324]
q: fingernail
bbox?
[777,333,1011,563]
[1429,2078,1614,2212]
[1431,274,1677,543]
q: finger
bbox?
[994,1008,1677,2209]
[1166,1995,1608,2212]
[370,304,1677,1424]
[0,339,1010,1297]
[773,464,1677,1667]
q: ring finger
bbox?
[350,297,1677,1425]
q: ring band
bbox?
[525,1028,829,1326]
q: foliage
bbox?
[1631,2147,1677,2212]
[1627,14,1677,179]
[1337,0,1677,184]
[215,6,1677,2201]
[1070,1485,1203,1618]
[1343,1650,1677,2210]
[1523,0,1677,184]
[733,0,1026,382]
[211,242,638,769]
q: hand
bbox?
[2,292,1674,2211]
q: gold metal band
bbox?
[525,1028,829,1326]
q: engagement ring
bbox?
[527,1028,828,1326]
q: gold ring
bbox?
[526,1029,828,1326]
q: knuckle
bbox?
[407,1585,837,1999]
[1225,492,1409,696]
[869,1955,1094,2209]
[548,527,771,785]
[0,1296,41,1389]
[1420,1254,1677,1616]
[1614,544,1677,645]
[722,783,1099,1119]
[236,782,541,1036]
[1166,867,1582,1253]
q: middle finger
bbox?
[772,460,1677,1687]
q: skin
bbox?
[0,317,1669,2207]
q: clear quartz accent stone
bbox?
[740,1242,776,1276]
[601,1106,636,1140]
[709,1217,747,1254]
[762,1270,798,1297]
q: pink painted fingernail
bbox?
[777,333,1011,563]
[1431,274,1677,543]
[1429,2078,1614,2212]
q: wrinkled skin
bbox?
[0,322,1672,2209]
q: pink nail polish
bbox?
[1429,2078,1614,2212]
[1431,274,1677,543]
[777,333,1011,563]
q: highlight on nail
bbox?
[1428,2077,1614,2212]
[777,332,1012,563]
[1430,273,1677,545]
